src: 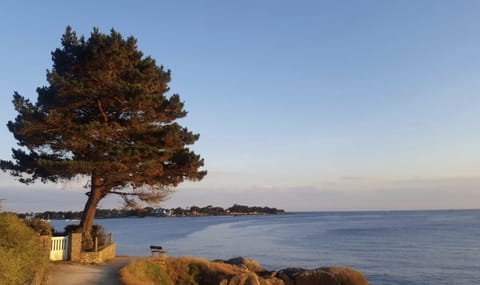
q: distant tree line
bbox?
[18,204,285,220]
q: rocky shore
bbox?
[216,257,369,285]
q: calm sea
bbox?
[51,210,480,285]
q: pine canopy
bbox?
[1,27,206,207]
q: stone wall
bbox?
[79,243,116,264]
[69,232,82,262]
[68,232,116,264]
[31,236,51,285]
[37,235,51,256]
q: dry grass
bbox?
[0,213,50,285]
[120,258,169,285]
[120,256,253,285]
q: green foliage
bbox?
[1,26,206,187]
[0,213,49,285]
[24,204,286,220]
[63,223,82,234]
[63,223,107,251]
[92,224,107,247]
[24,217,52,235]
[228,204,285,214]
[82,224,107,251]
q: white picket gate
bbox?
[50,236,69,261]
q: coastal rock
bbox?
[295,269,340,285]
[276,274,294,285]
[225,257,267,273]
[322,267,369,285]
[276,267,304,285]
[276,266,368,285]
[216,259,369,285]
[214,257,369,285]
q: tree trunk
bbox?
[79,174,104,233]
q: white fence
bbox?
[50,236,69,261]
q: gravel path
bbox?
[47,256,137,285]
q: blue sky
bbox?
[1,1,480,212]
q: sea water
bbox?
[51,210,480,285]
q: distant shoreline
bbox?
[18,204,286,220]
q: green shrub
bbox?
[92,224,107,247]
[0,213,49,285]
[63,223,107,251]
[24,217,52,235]
[63,224,82,234]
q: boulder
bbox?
[225,257,266,273]
[295,269,340,285]
[276,268,304,285]
[322,267,369,285]
[276,267,368,285]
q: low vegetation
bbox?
[24,217,53,235]
[120,256,369,285]
[120,259,171,285]
[0,213,49,285]
[120,256,258,285]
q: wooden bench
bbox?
[150,245,166,257]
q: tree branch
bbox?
[114,96,125,106]
[109,190,142,196]
[97,99,108,123]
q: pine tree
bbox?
[1,27,206,233]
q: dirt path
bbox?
[47,256,137,285]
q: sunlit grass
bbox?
[120,256,258,285]
[0,213,50,285]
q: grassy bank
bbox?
[0,213,50,285]
[120,256,369,285]
[120,256,265,285]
